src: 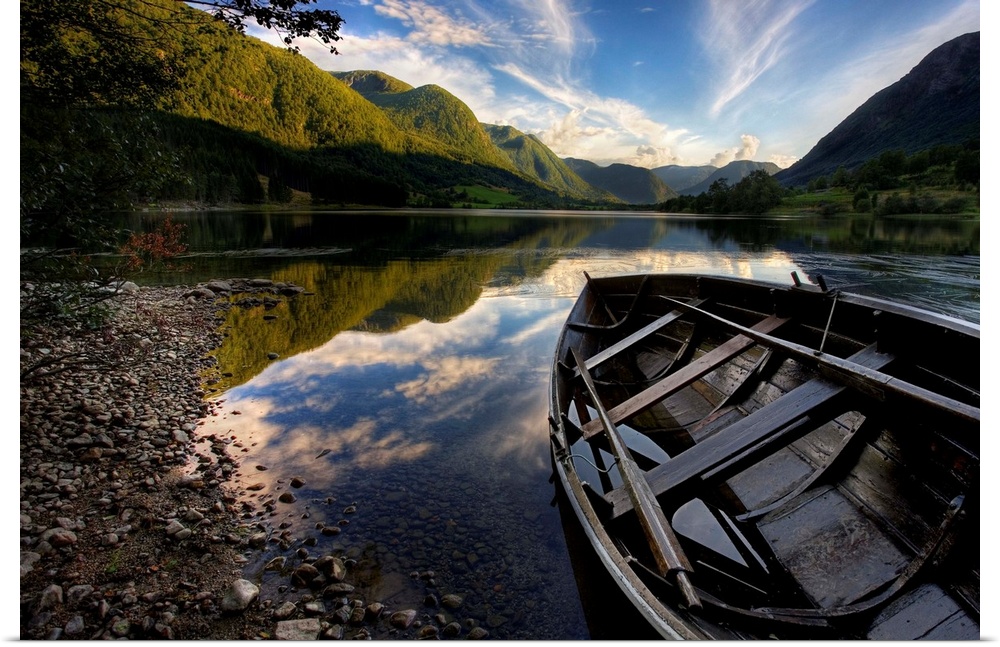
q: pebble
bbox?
[468,626,490,639]
[273,601,297,620]
[291,564,320,588]
[441,593,463,609]
[37,584,63,611]
[64,615,85,636]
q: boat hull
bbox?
[549,273,979,640]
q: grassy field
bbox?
[452,184,522,207]
[776,186,979,216]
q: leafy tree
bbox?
[906,150,930,175]
[806,175,828,192]
[707,178,730,214]
[268,174,294,203]
[728,170,783,214]
[853,187,871,212]
[877,149,907,177]
[20,0,346,330]
[954,150,979,185]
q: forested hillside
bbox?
[334,74,517,172]
[483,124,618,202]
[22,0,618,216]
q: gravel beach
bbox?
[19,279,496,640]
[19,282,271,639]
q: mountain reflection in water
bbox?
[141,210,976,639]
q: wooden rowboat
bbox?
[548,273,979,639]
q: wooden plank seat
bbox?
[580,315,790,439]
[601,344,895,522]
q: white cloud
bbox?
[769,154,798,169]
[701,0,813,117]
[709,134,761,167]
[736,134,760,160]
[374,0,492,47]
[627,145,681,169]
[492,62,692,166]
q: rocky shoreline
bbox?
[19,280,487,640]
[20,280,262,639]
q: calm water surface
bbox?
[128,210,979,639]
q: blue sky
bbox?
[247,0,981,169]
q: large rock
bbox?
[205,280,233,293]
[389,609,417,629]
[275,618,321,640]
[220,579,259,613]
[184,287,217,300]
[40,528,78,547]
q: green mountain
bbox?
[650,164,717,192]
[55,1,618,207]
[483,124,619,202]
[776,32,980,187]
[681,160,781,196]
[563,158,678,204]
[329,70,414,95]
[333,73,517,172]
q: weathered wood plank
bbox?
[572,299,706,379]
[757,487,908,608]
[840,444,945,550]
[867,584,971,640]
[603,345,893,521]
[580,315,790,439]
[663,297,980,425]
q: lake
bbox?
[124,209,979,639]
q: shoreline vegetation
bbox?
[140,186,980,218]
[19,280,488,640]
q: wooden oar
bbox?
[571,347,702,611]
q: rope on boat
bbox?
[564,453,619,474]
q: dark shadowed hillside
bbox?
[563,158,677,204]
[776,32,979,187]
[681,161,781,196]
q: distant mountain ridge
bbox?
[330,69,414,95]
[776,31,979,187]
[680,161,781,196]
[563,158,678,204]
[651,164,717,192]
[63,2,977,208]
